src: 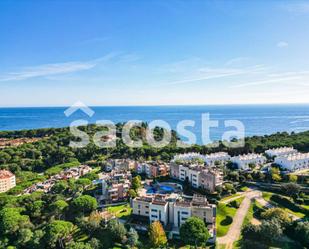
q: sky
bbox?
[0,0,309,107]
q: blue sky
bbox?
[0,0,309,107]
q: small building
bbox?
[0,170,16,193]
[265,147,298,158]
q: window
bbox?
[182,211,189,215]
[151,209,158,212]
[151,215,158,218]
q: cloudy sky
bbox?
[0,0,309,107]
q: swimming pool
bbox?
[146,185,175,194]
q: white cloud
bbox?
[277,41,289,48]
[0,53,118,82]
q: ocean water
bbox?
[0,104,309,144]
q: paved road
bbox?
[217,190,261,249]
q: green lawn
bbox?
[216,197,244,237]
[262,191,306,218]
[220,193,241,202]
[107,203,132,219]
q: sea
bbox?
[0,104,309,144]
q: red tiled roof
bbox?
[0,170,14,179]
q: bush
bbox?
[228,200,240,209]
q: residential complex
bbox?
[170,163,223,193]
[0,170,16,193]
[135,161,169,178]
[132,194,216,239]
[97,171,132,203]
[204,152,231,166]
[173,152,206,162]
[104,159,137,172]
[24,165,92,194]
[275,152,309,171]
[265,147,298,158]
[231,153,267,170]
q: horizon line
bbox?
[1,102,309,109]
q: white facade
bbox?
[173,203,192,228]
[174,152,230,166]
[275,152,309,171]
[265,147,298,158]
[204,152,231,166]
[149,201,169,226]
[231,153,266,170]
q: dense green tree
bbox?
[71,195,97,215]
[132,175,142,190]
[127,227,139,248]
[0,208,32,235]
[106,219,127,243]
[179,217,210,246]
[44,220,74,248]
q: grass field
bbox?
[216,197,244,237]
[107,203,132,219]
[262,191,306,218]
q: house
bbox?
[275,152,309,171]
[231,153,266,170]
[0,170,16,193]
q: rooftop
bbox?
[0,170,15,179]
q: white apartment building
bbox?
[275,152,309,171]
[265,147,298,158]
[0,170,16,193]
[173,153,205,162]
[149,197,169,226]
[204,152,231,166]
[231,153,266,170]
[174,152,230,166]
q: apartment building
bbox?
[231,153,266,170]
[170,163,223,193]
[132,194,216,238]
[275,152,309,171]
[98,171,132,203]
[135,161,169,178]
[173,152,206,162]
[265,147,298,158]
[105,159,137,172]
[0,170,16,193]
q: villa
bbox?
[274,152,309,171]
[0,170,16,193]
[231,153,266,170]
[265,147,298,158]
[173,152,206,162]
[132,194,216,239]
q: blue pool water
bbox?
[146,185,175,194]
